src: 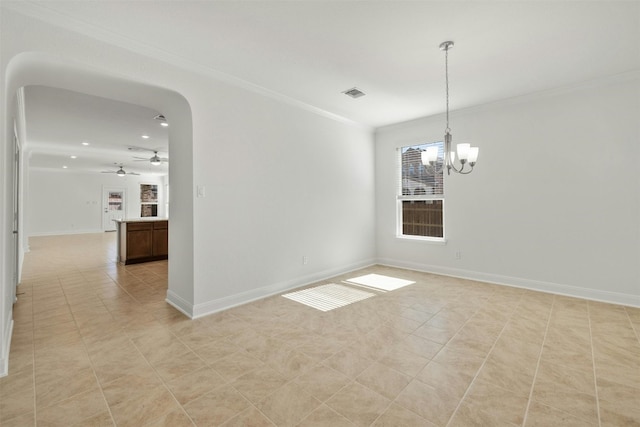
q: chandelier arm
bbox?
[446,159,475,175]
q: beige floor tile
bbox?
[475,352,536,397]
[444,333,494,359]
[295,337,344,361]
[231,365,288,404]
[595,358,640,389]
[395,379,459,426]
[431,346,485,378]
[166,366,226,405]
[221,406,276,427]
[372,403,436,427]
[535,360,596,395]
[209,350,265,382]
[524,401,597,427]
[70,411,115,427]
[356,362,411,400]
[141,408,194,427]
[539,342,594,372]
[396,333,443,359]
[416,360,474,398]
[324,348,375,379]
[532,381,598,422]
[0,369,35,423]
[378,347,429,377]
[0,411,36,427]
[266,348,316,380]
[597,378,640,425]
[184,384,250,426]
[91,348,152,385]
[412,323,458,344]
[151,349,207,382]
[109,385,181,427]
[36,387,109,427]
[294,363,351,402]
[35,365,100,408]
[325,382,390,427]
[101,370,163,407]
[454,379,529,426]
[257,382,321,426]
[5,234,638,426]
[193,339,243,364]
[297,404,355,426]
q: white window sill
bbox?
[396,235,447,245]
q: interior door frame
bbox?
[102,186,127,231]
[12,122,20,303]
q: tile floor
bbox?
[1,232,639,426]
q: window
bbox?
[140,184,159,217]
[398,142,444,240]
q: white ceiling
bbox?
[8,1,640,173]
[24,86,169,176]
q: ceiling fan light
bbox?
[151,157,162,166]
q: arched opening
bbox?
[4,52,195,317]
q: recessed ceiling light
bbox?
[82,142,90,146]
[160,122,169,127]
[62,165,68,169]
[141,135,150,139]
[70,155,77,159]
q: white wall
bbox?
[376,74,640,306]
[1,1,375,354]
[28,169,165,236]
[190,88,375,315]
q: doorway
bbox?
[5,52,195,325]
[103,187,126,231]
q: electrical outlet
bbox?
[455,251,462,260]
[303,256,308,265]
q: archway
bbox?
[4,52,195,316]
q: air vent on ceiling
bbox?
[342,87,366,99]
[153,114,166,122]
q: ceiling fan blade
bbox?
[127,146,154,153]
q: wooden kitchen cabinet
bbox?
[115,219,168,264]
[152,221,168,257]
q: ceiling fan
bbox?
[129,146,169,165]
[101,164,140,177]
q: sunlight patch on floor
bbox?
[345,273,415,291]
[282,283,376,312]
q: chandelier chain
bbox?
[445,46,450,133]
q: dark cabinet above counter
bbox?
[114,219,168,265]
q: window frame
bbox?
[396,141,447,243]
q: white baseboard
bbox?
[29,229,105,237]
[165,290,195,318]
[0,319,14,378]
[189,259,376,319]
[377,258,640,308]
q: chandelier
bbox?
[422,41,479,175]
